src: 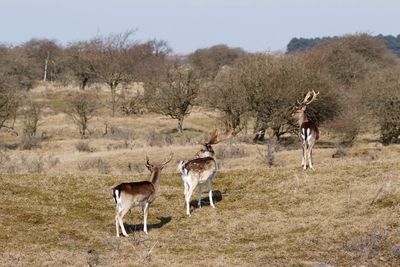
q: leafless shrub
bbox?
[68,92,98,138]
[257,138,279,167]
[372,96,400,145]
[0,74,20,131]
[5,165,17,174]
[0,149,10,161]
[325,106,360,148]
[19,135,42,150]
[78,158,110,174]
[141,242,158,263]
[87,249,99,267]
[75,141,94,152]
[120,93,146,115]
[26,156,45,173]
[46,155,60,168]
[145,62,201,132]
[369,178,400,208]
[392,244,400,258]
[127,162,145,174]
[332,147,348,158]
[343,229,388,259]
[104,123,136,140]
[217,161,225,170]
[216,145,247,159]
[236,133,254,144]
[22,101,41,137]
[145,130,172,147]
[107,140,132,151]
[352,148,381,161]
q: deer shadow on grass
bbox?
[124,216,172,234]
[189,190,223,211]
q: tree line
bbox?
[287,34,400,57]
[1,33,400,146]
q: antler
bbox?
[145,155,152,168]
[300,90,319,106]
[213,128,236,144]
[161,153,173,167]
[208,129,219,145]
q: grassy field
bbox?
[1,85,400,266]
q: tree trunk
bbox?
[177,117,184,133]
[43,51,50,82]
[80,77,89,90]
[109,82,118,117]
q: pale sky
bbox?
[1,0,399,53]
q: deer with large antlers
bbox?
[178,129,234,216]
[112,154,173,236]
[291,90,320,170]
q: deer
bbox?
[291,90,320,170]
[112,154,173,236]
[178,129,234,216]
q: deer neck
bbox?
[150,168,162,192]
[297,112,309,126]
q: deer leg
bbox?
[185,183,197,216]
[117,207,130,237]
[208,179,215,208]
[301,145,305,167]
[115,213,120,237]
[183,182,189,210]
[143,202,149,234]
[197,184,202,208]
[303,143,308,170]
[183,182,188,196]
[308,143,315,170]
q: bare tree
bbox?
[237,53,337,142]
[22,101,41,137]
[68,92,98,138]
[365,68,400,145]
[21,38,62,82]
[65,41,96,89]
[0,44,37,90]
[147,39,172,57]
[189,44,246,79]
[145,62,201,132]
[0,74,19,133]
[88,31,137,116]
[204,65,249,131]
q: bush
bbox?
[75,141,94,152]
[22,101,41,137]
[68,92,98,138]
[145,130,173,147]
[378,99,400,145]
[20,135,42,150]
[257,138,279,167]
[78,158,110,174]
[216,145,247,159]
[325,106,360,148]
[366,69,400,145]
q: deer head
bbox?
[195,128,235,158]
[145,153,173,172]
[291,90,319,121]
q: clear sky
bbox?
[1,0,399,53]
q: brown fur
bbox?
[113,181,156,204]
[301,121,319,140]
[183,157,216,174]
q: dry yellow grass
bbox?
[1,87,400,266]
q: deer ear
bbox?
[301,105,307,111]
[145,156,152,170]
